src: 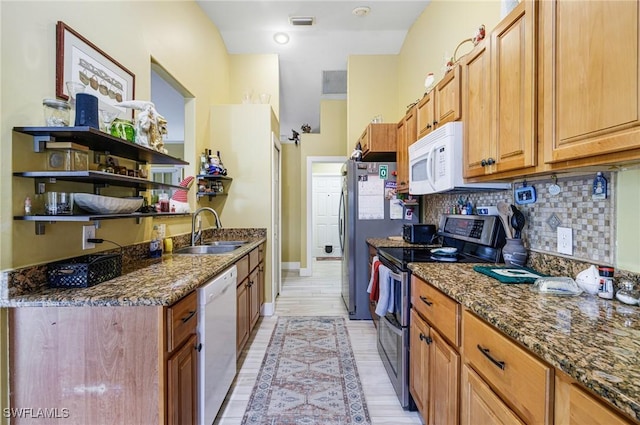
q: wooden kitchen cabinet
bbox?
[462,310,553,425]
[396,105,417,193]
[9,291,199,425]
[554,372,636,425]
[463,0,536,178]
[359,123,397,161]
[167,333,198,425]
[417,64,462,139]
[166,290,198,425]
[461,363,525,425]
[540,0,640,166]
[237,244,265,356]
[410,277,460,425]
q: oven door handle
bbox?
[381,315,403,336]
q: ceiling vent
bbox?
[322,70,347,95]
[290,16,315,26]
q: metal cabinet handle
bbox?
[419,333,432,345]
[481,159,487,167]
[487,158,496,165]
[195,343,202,352]
[426,124,432,129]
[477,344,506,370]
[181,310,196,323]
[433,120,438,126]
[419,295,433,306]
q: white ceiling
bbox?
[196,0,430,141]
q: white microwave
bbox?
[408,122,510,195]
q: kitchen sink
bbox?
[206,240,248,246]
[173,244,242,255]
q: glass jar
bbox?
[43,99,70,127]
[615,280,640,305]
[110,119,136,142]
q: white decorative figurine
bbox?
[114,100,168,154]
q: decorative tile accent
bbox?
[421,172,616,266]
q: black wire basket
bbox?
[47,253,122,288]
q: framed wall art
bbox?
[56,21,135,117]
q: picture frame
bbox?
[56,21,135,117]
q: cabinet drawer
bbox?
[463,310,553,425]
[249,247,260,271]
[236,255,249,283]
[166,291,197,353]
[411,275,460,346]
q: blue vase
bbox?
[502,238,528,267]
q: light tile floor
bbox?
[213,259,422,425]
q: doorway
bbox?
[312,172,342,259]
[303,156,346,276]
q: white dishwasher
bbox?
[197,265,237,425]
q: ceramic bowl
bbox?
[74,193,143,214]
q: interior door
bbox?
[312,175,342,257]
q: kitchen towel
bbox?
[375,264,394,316]
[473,265,547,284]
[367,256,381,302]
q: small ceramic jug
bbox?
[502,238,528,267]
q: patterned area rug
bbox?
[241,316,371,425]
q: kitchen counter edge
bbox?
[0,238,267,308]
[409,262,640,423]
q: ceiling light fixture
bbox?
[352,6,371,17]
[273,32,290,45]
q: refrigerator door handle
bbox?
[338,190,345,252]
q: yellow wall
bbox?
[397,1,502,118]
[1,2,232,419]
[229,54,280,121]
[298,100,347,269]
[282,144,302,263]
[347,55,399,152]
[616,169,640,272]
[209,104,279,299]
[2,1,231,269]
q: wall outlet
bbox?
[82,226,96,250]
[557,226,573,255]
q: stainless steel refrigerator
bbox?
[338,160,418,320]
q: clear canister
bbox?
[43,99,70,127]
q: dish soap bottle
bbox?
[150,225,163,258]
[592,172,607,200]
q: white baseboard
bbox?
[261,302,275,316]
[299,268,312,277]
[281,262,300,270]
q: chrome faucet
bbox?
[191,207,222,246]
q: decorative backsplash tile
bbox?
[421,172,616,267]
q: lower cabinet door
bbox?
[249,267,260,330]
[167,334,198,425]
[237,278,249,354]
[461,364,525,425]
[410,309,430,421]
[430,328,460,425]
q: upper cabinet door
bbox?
[491,0,537,173]
[542,0,640,163]
[417,91,435,139]
[462,40,492,178]
[435,64,462,127]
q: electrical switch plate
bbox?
[82,226,95,250]
[557,227,573,255]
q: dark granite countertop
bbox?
[366,237,437,249]
[0,238,266,308]
[409,262,640,422]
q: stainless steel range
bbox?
[375,214,506,408]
